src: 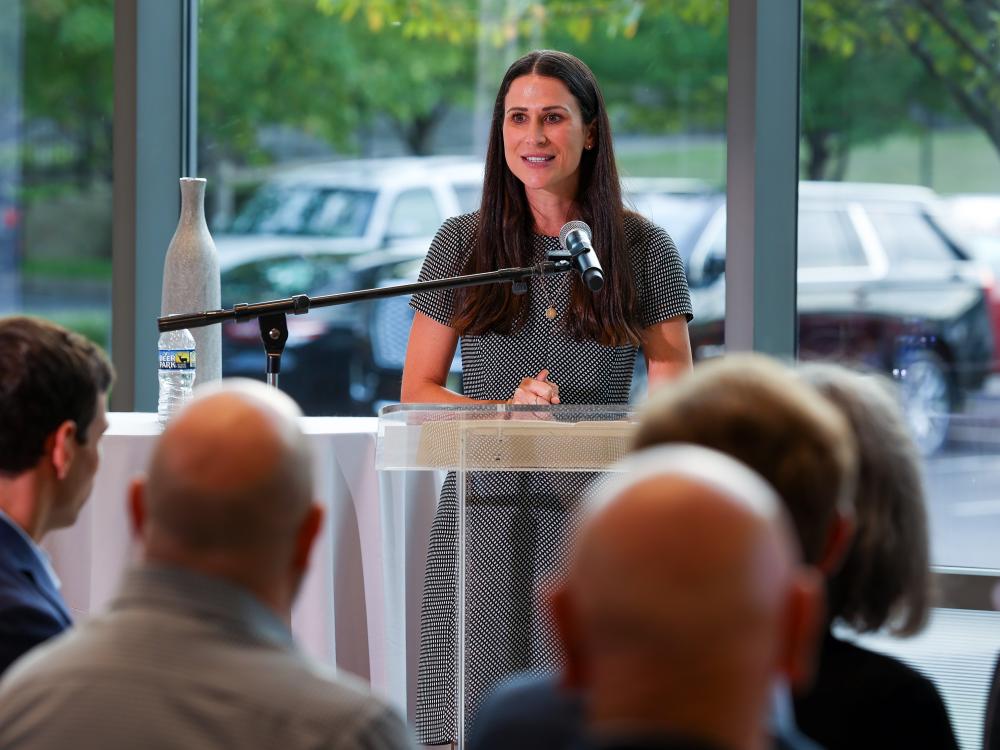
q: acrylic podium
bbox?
[376,403,636,747]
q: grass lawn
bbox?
[21,257,112,281]
[845,130,1000,194]
[28,309,111,350]
[617,138,727,185]
[615,128,1000,195]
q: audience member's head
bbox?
[799,362,931,636]
[551,445,820,750]
[634,353,857,573]
[0,377,412,750]
[128,378,322,620]
[0,315,114,538]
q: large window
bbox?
[198,0,727,415]
[0,0,113,351]
[10,2,1000,746]
[799,0,1000,562]
[799,3,1000,746]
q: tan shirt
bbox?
[0,564,413,750]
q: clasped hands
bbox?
[508,368,560,408]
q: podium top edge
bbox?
[379,403,636,417]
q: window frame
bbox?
[111,0,197,412]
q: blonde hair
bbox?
[800,362,930,636]
[634,353,857,566]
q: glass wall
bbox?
[0,0,113,351]
[798,3,1000,746]
[15,1,1000,745]
[197,0,727,414]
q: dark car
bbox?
[942,193,1000,372]
[672,181,995,455]
[221,248,377,414]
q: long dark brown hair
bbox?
[452,50,641,346]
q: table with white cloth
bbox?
[42,412,443,719]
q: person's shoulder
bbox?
[623,211,676,251]
[809,635,954,733]
[826,636,937,693]
[483,673,572,713]
[470,673,584,750]
[0,599,68,670]
[0,621,83,696]
[0,515,38,569]
[623,210,663,235]
[437,210,480,239]
[623,210,656,233]
[427,211,479,265]
[273,656,411,744]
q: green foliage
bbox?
[40,310,110,351]
[199,0,360,160]
[199,0,475,159]
[549,6,728,135]
[882,0,1000,151]
[797,0,998,176]
[21,0,114,182]
[21,256,111,281]
[13,0,1000,178]
[800,9,935,179]
[315,0,995,179]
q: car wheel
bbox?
[894,349,953,456]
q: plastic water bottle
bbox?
[158,328,197,426]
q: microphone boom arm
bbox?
[158,259,572,332]
[156,257,573,389]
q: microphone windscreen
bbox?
[559,220,591,250]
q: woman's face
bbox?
[502,74,595,200]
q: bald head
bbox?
[132,380,318,613]
[554,446,819,747]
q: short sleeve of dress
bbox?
[409,213,476,327]
[629,213,694,328]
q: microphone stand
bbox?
[157,254,573,389]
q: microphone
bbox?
[559,220,605,292]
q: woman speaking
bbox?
[401,49,693,744]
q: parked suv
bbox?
[942,193,1000,371]
[679,181,994,454]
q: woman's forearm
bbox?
[400,378,504,405]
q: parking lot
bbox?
[925,382,1000,569]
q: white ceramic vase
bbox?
[161,177,222,387]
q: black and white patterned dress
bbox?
[409,210,692,744]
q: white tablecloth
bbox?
[43,412,442,718]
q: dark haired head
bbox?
[455,50,640,346]
[0,316,114,475]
